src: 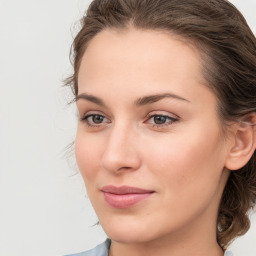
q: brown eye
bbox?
[153,115,168,124]
[92,115,104,124]
[81,114,110,127]
[146,114,178,128]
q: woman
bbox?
[65,0,256,255]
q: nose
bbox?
[101,123,141,173]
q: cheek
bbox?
[139,125,226,229]
[144,124,225,194]
[75,132,102,182]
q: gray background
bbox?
[0,0,255,255]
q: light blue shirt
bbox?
[65,239,111,256]
[65,239,233,256]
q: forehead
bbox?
[77,28,214,108]
[79,29,204,80]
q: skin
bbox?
[75,28,236,256]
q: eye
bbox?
[90,115,105,124]
[146,114,178,128]
[152,115,169,124]
[81,114,110,127]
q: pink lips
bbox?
[101,185,155,209]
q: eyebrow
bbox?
[135,93,191,106]
[76,93,105,106]
[75,92,191,106]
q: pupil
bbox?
[93,115,104,123]
[154,116,166,124]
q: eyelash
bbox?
[80,114,110,128]
[80,113,179,129]
[147,114,178,128]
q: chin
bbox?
[105,229,152,244]
[99,216,161,244]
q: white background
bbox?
[0,0,255,255]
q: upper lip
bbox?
[101,185,155,195]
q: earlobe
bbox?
[225,114,256,171]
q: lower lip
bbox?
[103,192,154,209]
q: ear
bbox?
[225,114,256,171]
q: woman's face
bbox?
[75,28,231,243]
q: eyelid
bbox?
[146,115,178,123]
[80,110,108,119]
[81,113,110,122]
[80,111,111,129]
[144,111,180,128]
[145,111,179,120]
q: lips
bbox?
[101,185,155,209]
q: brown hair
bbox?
[65,0,256,249]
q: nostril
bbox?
[115,166,133,172]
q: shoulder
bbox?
[224,251,233,256]
[64,239,111,256]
